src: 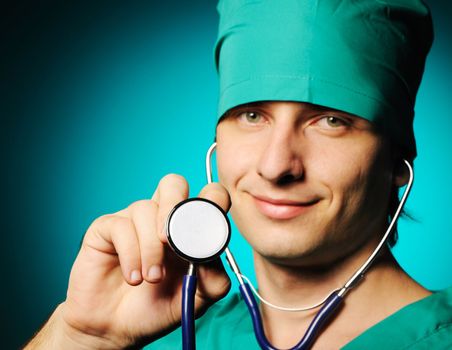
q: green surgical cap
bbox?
[214,0,433,159]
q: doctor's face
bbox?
[215,101,396,266]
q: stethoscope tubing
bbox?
[240,283,343,350]
[182,277,344,350]
[182,273,197,350]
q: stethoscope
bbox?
[165,143,414,350]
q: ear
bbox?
[393,160,410,187]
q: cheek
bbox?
[215,130,246,191]
[316,138,393,226]
[216,146,234,188]
[216,122,261,191]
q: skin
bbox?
[25,178,232,350]
[215,101,430,348]
[216,101,394,266]
[25,101,430,350]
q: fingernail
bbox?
[148,265,163,282]
[130,270,142,283]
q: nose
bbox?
[256,125,304,184]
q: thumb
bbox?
[198,182,231,213]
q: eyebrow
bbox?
[222,100,379,133]
[231,101,341,114]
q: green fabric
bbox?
[213,0,433,159]
[147,287,452,349]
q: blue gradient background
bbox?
[1,1,451,348]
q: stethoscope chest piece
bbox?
[166,198,231,263]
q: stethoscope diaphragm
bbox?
[166,198,231,263]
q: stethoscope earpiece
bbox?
[166,198,231,263]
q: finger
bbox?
[196,258,231,304]
[151,173,188,203]
[198,182,231,213]
[87,215,143,286]
[153,174,189,241]
[128,200,167,283]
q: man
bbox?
[26,0,452,349]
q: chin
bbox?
[241,225,354,268]
[254,246,344,268]
[242,227,324,264]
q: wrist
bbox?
[26,302,145,350]
[56,303,124,350]
[24,303,112,350]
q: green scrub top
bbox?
[147,287,452,349]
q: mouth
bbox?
[251,195,319,220]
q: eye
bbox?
[316,116,349,129]
[238,111,264,124]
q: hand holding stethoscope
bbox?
[60,160,232,350]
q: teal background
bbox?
[1,1,451,348]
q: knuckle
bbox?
[83,214,126,245]
[111,216,135,233]
[212,279,231,299]
[92,214,133,235]
[148,199,159,210]
[196,278,231,305]
[88,214,115,232]
[128,199,158,213]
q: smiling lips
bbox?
[252,195,318,220]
